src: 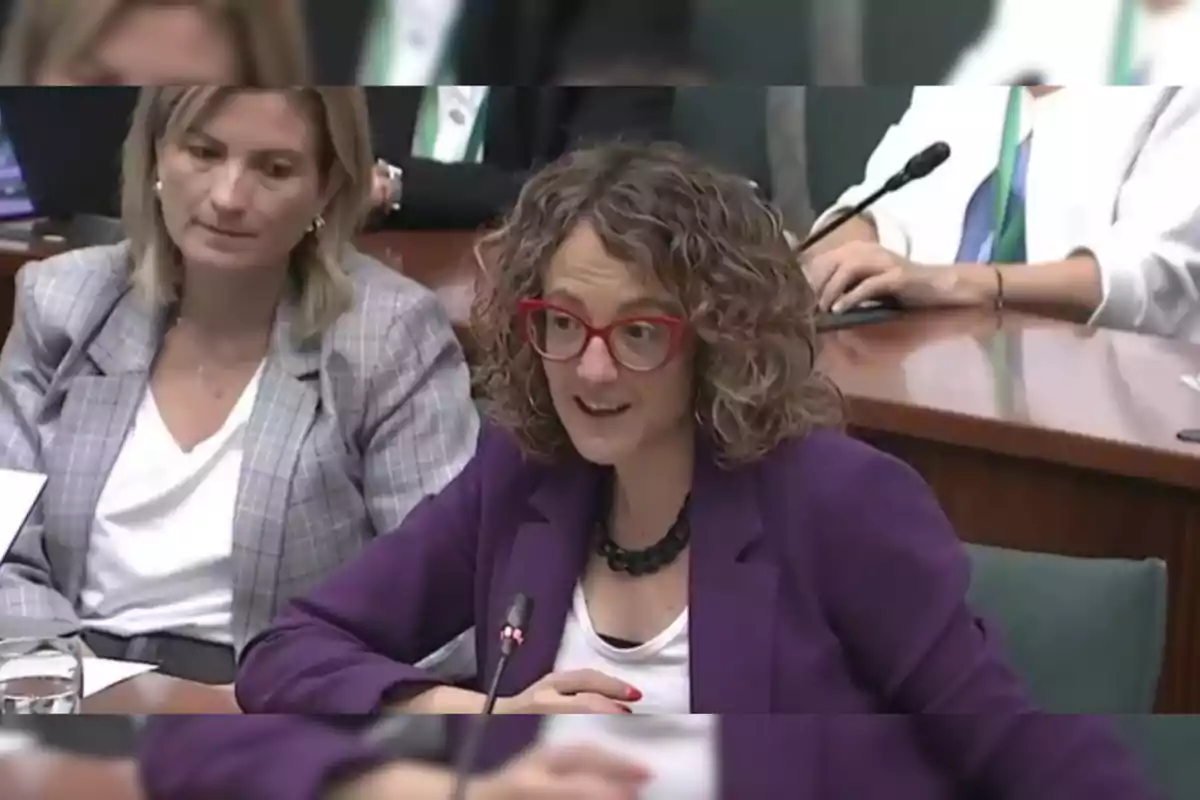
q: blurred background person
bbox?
[803,85,1200,342]
[0,0,309,85]
[0,86,477,685]
[364,84,681,230]
[303,0,692,85]
[946,0,1200,84]
[353,0,692,230]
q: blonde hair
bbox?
[0,0,310,85]
[122,87,375,338]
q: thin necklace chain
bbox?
[172,318,263,400]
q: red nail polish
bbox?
[627,688,642,701]
[619,704,633,713]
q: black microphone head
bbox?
[505,593,533,631]
[902,142,951,181]
[498,593,533,656]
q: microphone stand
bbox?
[800,182,892,252]
[800,140,950,254]
[450,595,533,800]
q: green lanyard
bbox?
[359,1,487,164]
[1109,0,1139,85]
[360,1,466,87]
[990,86,1026,264]
[987,88,1027,385]
[990,0,1136,255]
[412,87,489,164]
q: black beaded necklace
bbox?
[593,474,691,577]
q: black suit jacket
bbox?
[313,0,688,229]
[365,85,677,229]
[303,0,692,85]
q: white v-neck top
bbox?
[540,584,718,799]
[78,364,264,644]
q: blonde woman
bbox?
[0,87,478,685]
[0,0,308,84]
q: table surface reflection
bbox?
[0,674,237,799]
[82,672,239,714]
[818,309,1200,490]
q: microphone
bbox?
[450,593,534,800]
[800,141,951,252]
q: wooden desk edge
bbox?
[848,394,1200,494]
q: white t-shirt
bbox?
[78,364,263,644]
[540,583,719,800]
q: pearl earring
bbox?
[307,215,326,233]
[154,179,162,192]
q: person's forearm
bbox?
[328,761,454,800]
[803,212,880,256]
[949,254,1102,316]
[386,685,489,714]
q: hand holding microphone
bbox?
[446,596,643,800]
[364,594,649,800]
[798,141,985,313]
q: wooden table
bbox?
[818,308,1200,712]
[81,672,240,715]
[0,753,142,800]
[0,673,237,800]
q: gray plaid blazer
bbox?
[0,242,480,655]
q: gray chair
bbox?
[964,544,1167,714]
[1113,716,1200,800]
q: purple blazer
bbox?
[203,425,1152,799]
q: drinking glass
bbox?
[0,619,83,715]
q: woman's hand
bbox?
[370,159,402,211]
[469,744,650,800]
[496,669,642,715]
[804,241,994,312]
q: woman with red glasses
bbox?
[141,142,1154,800]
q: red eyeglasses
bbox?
[518,299,686,372]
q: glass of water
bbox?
[0,620,83,715]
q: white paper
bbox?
[0,656,156,699]
[0,468,46,561]
[0,729,36,755]
[1181,373,1200,394]
[81,657,158,698]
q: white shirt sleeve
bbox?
[1082,87,1200,338]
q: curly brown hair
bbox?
[471,141,844,466]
